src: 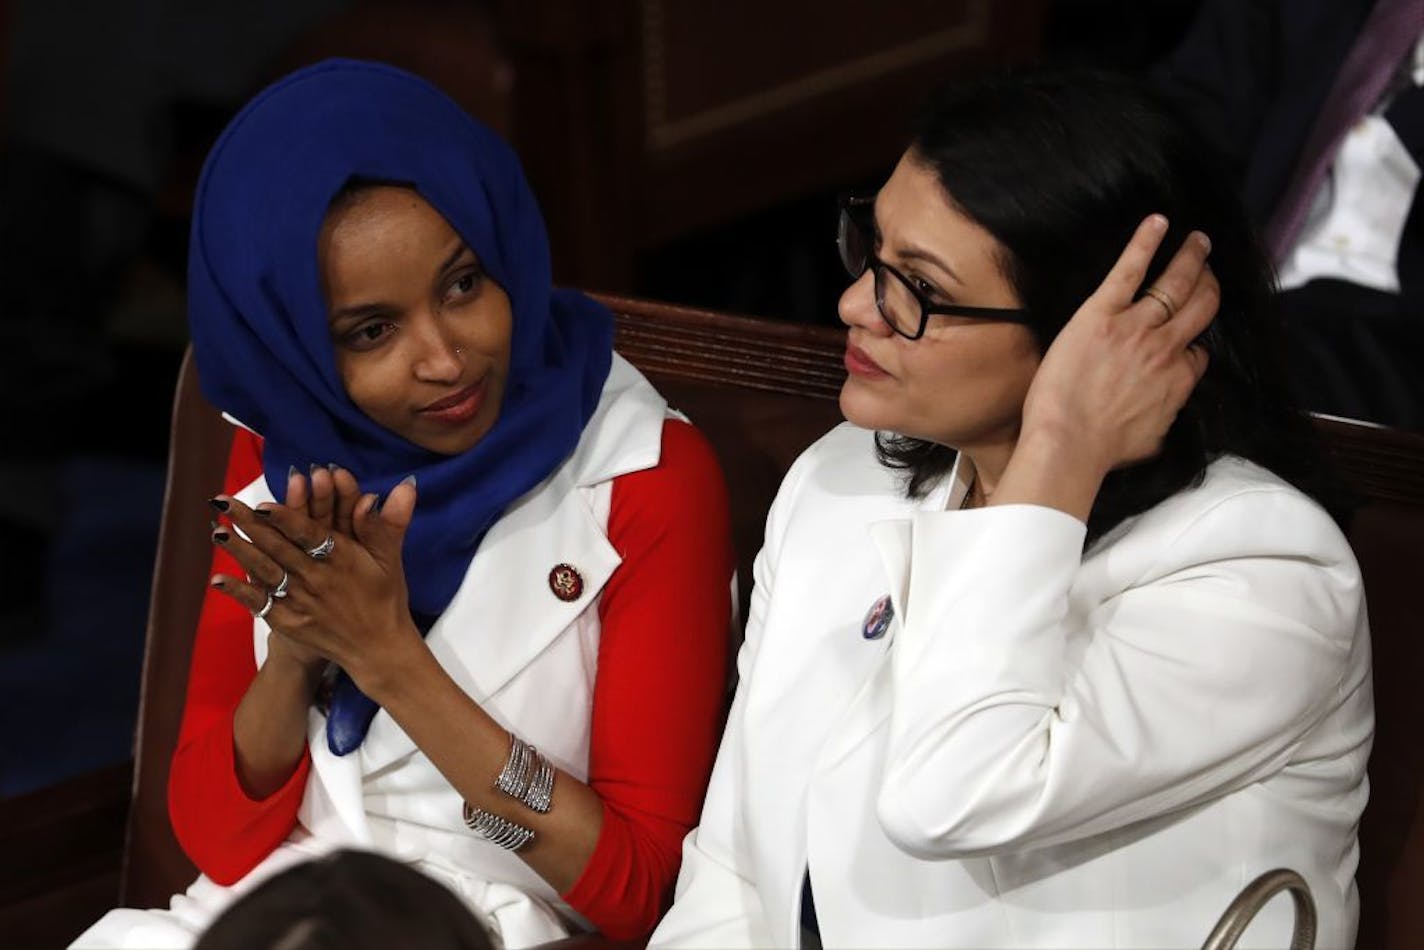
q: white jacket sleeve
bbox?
[875,486,1365,860]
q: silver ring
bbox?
[306,535,335,560]
[272,570,290,599]
[256,592,275,619]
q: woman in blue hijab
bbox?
[74,59,733,949]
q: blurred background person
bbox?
[193,849,495,950]
[1155,0,1424,428]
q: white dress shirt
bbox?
[1278,36,1424,292]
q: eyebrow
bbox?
[870,199,964,287]
[437,241,472,276]
[895,242,964,288]
[328,242,476,325]
[330,301,393,326]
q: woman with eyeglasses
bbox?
[651,68,1372,949]
[72,61,734,949]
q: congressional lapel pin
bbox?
[862,594,894,640]
[548,563,584,602]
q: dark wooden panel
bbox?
[0,868,121,948]
[1314,415,1424,508]
[0,761,128,946]
[635,0,1049,247]
[644,0,984,137]
[504,0,1049,288]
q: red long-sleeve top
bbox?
[169,419,733,940]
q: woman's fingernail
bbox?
[1148,214,1168,232]
[254,507,273,520]
[208,497,229,513]
[212,529,230,544]
[1195,232,1212,253]
[288,465,299,481]
[327,462,339,473]
[399,474,417,489]
[309,463,320,477]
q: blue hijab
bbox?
[188,59,613,754]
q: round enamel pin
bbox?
[862,594,894,640]
[548,563,584,602]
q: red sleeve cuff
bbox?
[561,800,683,940]
[169,720,311,885]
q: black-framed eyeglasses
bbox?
[837,194,1032,340]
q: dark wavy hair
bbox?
[878,67,1337,544]
[194,849,493,950]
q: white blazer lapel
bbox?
[357,470,622,772]
[355,356,667,773]
[815,458,965,769]
[815,518,910,768]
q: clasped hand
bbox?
[210,466,423,692]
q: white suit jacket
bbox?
[651,423,1373,950]
[74,355,672,950]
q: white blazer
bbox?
[74,355,672,950]
[651,423,1373,950]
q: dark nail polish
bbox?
[212,529,230,544]
[208,497,229,513]
[254,508,273,520]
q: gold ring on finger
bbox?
[1142,285,1177,322]
[272,570,290,599]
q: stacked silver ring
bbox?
[272,570,290,599]
[306,534,335,559]
[256,592,275,619]
[494,733,555,814]
[462,801,534,851]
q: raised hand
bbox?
[210,476,423,696]
[991,216,1219,521]
[286,464,365,540]
[1024,216,1216,472]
